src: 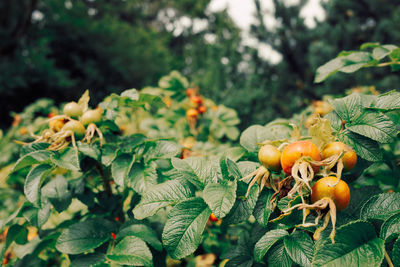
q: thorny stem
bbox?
[384,251,394,267]
[96,162,112,196]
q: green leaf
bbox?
[380,212,400,241]
[222,147,246,162]
[284,231,314,267]
[101,144,119,166]
[372,45,398,60]
[225,255,253,267]
[314,57,344,83]
[128,162,157,194]
[339,52,373,72]
[22,201,51,227]
[361,193,400,221]
[266,240,293,267]
[209,105,240,140]
[50,147,80,171]
[315,51,373,82]
[20,143,50,156]
[312,221,384,267]
[277,195,302,211]
[374,91,400,110]
[133,179,194,220]
[240,125,290,153]
[253,189,274,226]
[120,88,139,101]
[56,219,111,255]
[77,142,101,160]
[337,130,382,162]
[171,157,219,189]
[347,110,396,143]
[220,156,242,181]
[0,225,28,261]
[224,183,259,224]
[393,237,400,267]
[162,197,211,259]
[329,93,362,123]
[325,111,342,132]
[143,141,181,161]
[70,253,106,267]
[13,150,52,172]
[41,175,72,212]
[24,164,53,204]
[254,229,289,262]
[111,154,134,187]
[360,42,380,50]
[237,161,259,177]
[107,236,153,266]
[203,180,237,218]
[117,224,162,251]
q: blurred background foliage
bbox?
[1,0,400,129]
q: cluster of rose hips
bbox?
[185,87,207,127]
[20,94,104,151]
[245,139,357,243]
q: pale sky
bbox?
[207,0,326,63]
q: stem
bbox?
[376,61,400,67]
[384,251,394,267]
[96,163,112,196]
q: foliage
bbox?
[0,45,399,267]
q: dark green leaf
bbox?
[111,154,134,187]
[50,147,80,171]
[220,156,242,181]
[284,231,313,267]
[107,236,153,266]
[171,157,219,189]
[101,144,119,166]
[312,221,384,267]
[254,229,288,262]
[133,179,194,220]
[361,193,400,221]
[55,219,111,254]
[374,91,400,110]
[41,175,72,212]
[329,93,362,123]
[128,162,157,194]
[203,180,237,218]
[347,110,396,143]
[162,197,211,259]
[393,237,400,267]
[143,141,181,162]
[71,253,106,267]
[338,130,382,161]
[13,150,52,172]
[253,189,274,226]
[380,212,400,241]
[225,255,253,267]
[224,183,259,224]
[24,164,53,204]
[266,240,293,267]
[77,142,101,160]
[117,224,162,251]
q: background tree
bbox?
[1,0,399,129]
